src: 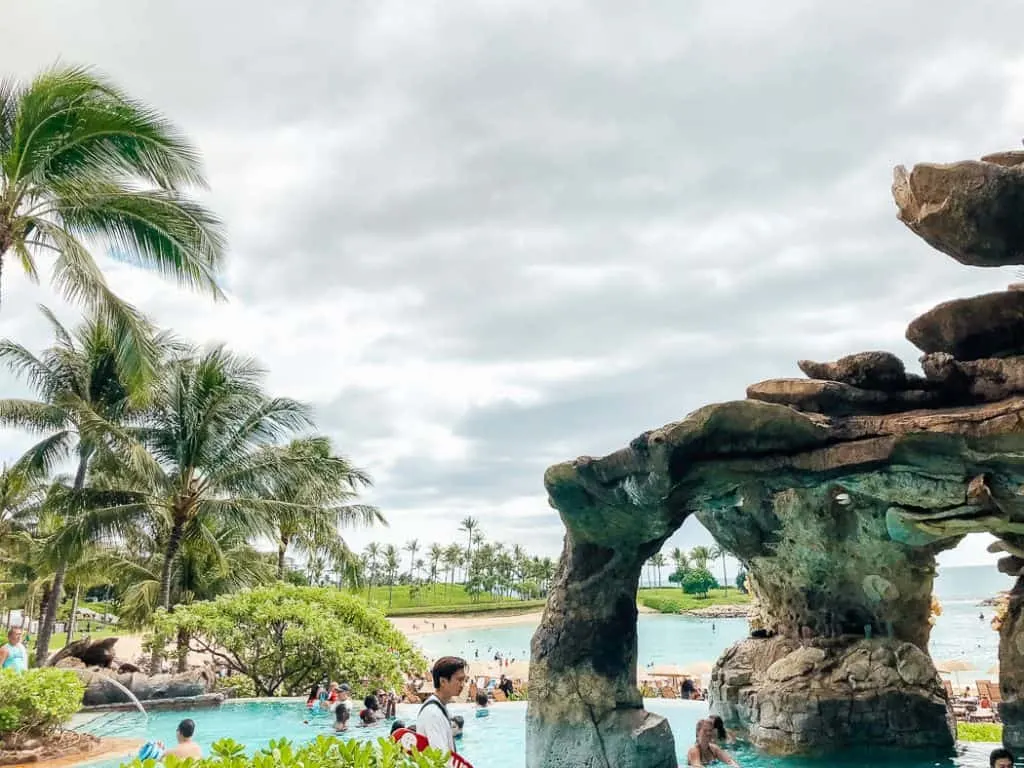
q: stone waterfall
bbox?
[526,149,1024,766]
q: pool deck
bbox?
[7,738,142,768]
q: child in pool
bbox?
[475,692,490,718]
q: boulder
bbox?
[797,351,919,391]
[906,291,1024,360]
[46,636,118,669]
[921,353,1024,402]
[710,637,953,753]
[746,378,941,415]
[892,159,1024,267]
[981,151,1024,168]
[78,667,216,706]
[999,578,1024,751]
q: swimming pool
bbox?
[75,699,997,768]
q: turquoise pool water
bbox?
[415,565,1013,677]
[77,699,995,768]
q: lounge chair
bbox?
[943,680,954,699]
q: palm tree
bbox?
[0,307,142,663]
[384,545,399,607]
[690,545,711,572]
[428,544,443,593]
[443,544,461,593]
[651,552,666,587]
[107,521,272,670]
[709,545,729,591]
[459,516,478,564]
[263,436,383,580]
[0,66,226,387]
[404,539,419,581]
[364,542,380,598]
[670,547,689,574]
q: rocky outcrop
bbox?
[78,667,216,706]
[906,291,1024,360]
[710,637,953,753]
[530,147,1024,764]
[893,160,1024,267]
[797,352,922,391]
[746,378,941,415]
[999,577,1024,751]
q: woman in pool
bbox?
[305,683,322,708]
[687,718,738,767]
[710,715,735,745]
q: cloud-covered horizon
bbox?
[1,1,1021,570]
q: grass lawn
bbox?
[636,587,751,614]
[957,721,1002,742]
[359,584,546,616]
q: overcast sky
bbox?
[1,1,1021,572]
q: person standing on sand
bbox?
[417,656,467,757]
[0,628,28,672]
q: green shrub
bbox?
[957,721,1003,742]
[216,675,257,699]
[0,668,86,738]
[124,736,449,768]
[151,585,427,697]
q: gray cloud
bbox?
[1,0,1022,564]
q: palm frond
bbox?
[0,338,60,396]
[31,219,158,389]
[8,65,206,192]
[56,185,225,299]
[0,398,67,432]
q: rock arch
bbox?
[526,150,1024,766]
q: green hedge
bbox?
[125,736,449,768]
[384,600,546,617]
[0,668,85,738]
[957,722,1002,743]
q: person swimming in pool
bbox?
[687,718,738,767]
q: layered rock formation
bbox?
[529,148,1024,765]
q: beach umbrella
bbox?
[935,659,975,689]
[649,664,688,678]
[681,661,714,678]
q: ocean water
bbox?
[414,565,1015,680]
[77,699,996,768]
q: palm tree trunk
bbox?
[277,537,288,580]
[721,556,728,591]
[64,583,80,647]
[34,452,90,665]
[176,627,189,673]
[151,518,185,673]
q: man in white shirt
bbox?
[416,656,467,758]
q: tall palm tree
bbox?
[364,542,380,598]
[404,539,419,581]
[262,436,383,580]
[384,545,399,607]
[0,66,226,387]
[670,547,689,574]
[690,545,712,572]
[651,552,666,588]
[0,307,144,663]
[709,545,729,591]
[428,544,443,593]
[443,544,461,594]
[459,516,478,564]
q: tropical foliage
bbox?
[0,65,226,388]
[0,311,382,669]
[150,585,425,696]
[125,735,449,768]
[0,668,84,739]
[358,525,557,608]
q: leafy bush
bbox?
[124,736,449,768]
[216,674,257,699]
[735,569,747,593]
[956,721,1002,743]
[681,568,719,598]
[0,668,86,738]
[151,585,427,697]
